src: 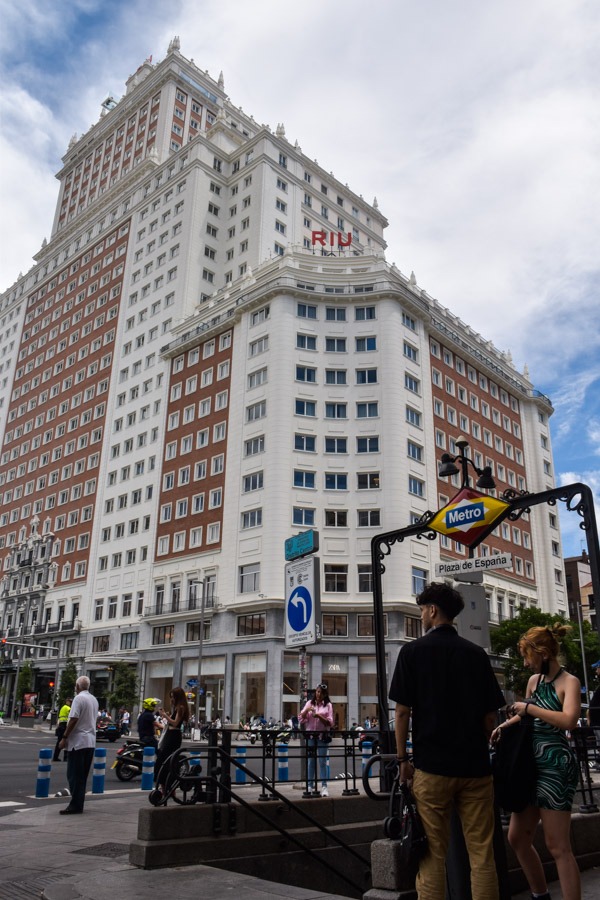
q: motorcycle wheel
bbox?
[115,762,139,781]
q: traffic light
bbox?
[49,681,55,689]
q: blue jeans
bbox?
[306,737,329,788]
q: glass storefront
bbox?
[182,656,225,723]
[358,655,378,725]
[282,652,301,723]
[321,655,348,729]
[233,652,266,725]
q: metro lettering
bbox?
[445,502,485,528]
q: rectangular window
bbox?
[295,399,316,417]
[403,342,418,362]
[357,436,379,453]
[325,472,347,490]
[356,368,377,384]
[412,566,428,595]
[357,402,378,418]
[296,333,317,350]
[322,614,348,636]
[325,509,348,527]
[407,440,423,461]
[237,611,265,634]
[294,469,315,489]
[409,475,425,496]
[293,507,315,526]
[324,566,348,593]
[325,369,347,385]
[357,509,380,527]
[325,337,346,352]
[239,563,260,593]
[325,437,347,454]
[294,434,316,452]
[356,336,376,352]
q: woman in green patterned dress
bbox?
[492,624,581,900]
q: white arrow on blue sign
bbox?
[284,556,320,648]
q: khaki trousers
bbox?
[412,768,499,900]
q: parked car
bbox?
[96,719,119,742]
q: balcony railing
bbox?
[143,595,217,617]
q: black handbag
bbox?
[492,716,536,812]
[384,781,428,868]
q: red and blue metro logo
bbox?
[429,487,510,548]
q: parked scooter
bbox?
[112,739,144,780]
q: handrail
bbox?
[152,737,372,894]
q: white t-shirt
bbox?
[67,690,99,750]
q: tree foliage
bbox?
[491,607,600,699]
[106,661,138,714]
[58,658,78,707]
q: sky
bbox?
[0,0,598,559]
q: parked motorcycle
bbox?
[112,739,144,780]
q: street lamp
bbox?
[438,436,496,491]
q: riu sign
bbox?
[311,231,353,248]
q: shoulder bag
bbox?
[493,714,537,812]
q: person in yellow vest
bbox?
[53,697,72,762]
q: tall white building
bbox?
[0,41,566,726]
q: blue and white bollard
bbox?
[277,743,289,782]
[361,740,373,774]
[36,748,53,798]
[141,745,156,791]
[92,746,106,793]
[188,748,202,774]
[235,745,247,784]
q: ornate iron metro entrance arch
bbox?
[371,482,600,766]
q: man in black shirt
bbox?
[389,582,504,900]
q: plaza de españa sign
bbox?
[429,487,510,548]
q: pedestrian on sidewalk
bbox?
[299,683,334,796]
[155,687,189,790]
[390,582,505,900]
[492,624,581,900]
[53,697,72,762]
[58,676,98,815]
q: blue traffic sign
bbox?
[287,585,313,633]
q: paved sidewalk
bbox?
[0,786,352,900]
[0,784,598,900]
[1,724,599,899]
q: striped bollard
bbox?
[277,743,289,782]
[141,745,156,791]
[188,749,202,775]
[35,748,53,798]
[235,744,247,784]
[92,746,106,793]
[361,740,373,774]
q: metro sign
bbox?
[311,230,352,248]
[429,487,510,548]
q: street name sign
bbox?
[285,529,319,561]
[434,553,513,578]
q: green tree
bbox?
[491,607,600,698]
[17,660,34,711]
[58,658,78,707]
[106,661,138,715]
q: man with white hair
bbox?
[58,675,98,814]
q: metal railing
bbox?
[151,728,372,895]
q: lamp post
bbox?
[575,598,590,704]
[438,436,496,491]
[194,576,209,739]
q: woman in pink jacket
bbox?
[299,683,334,796]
